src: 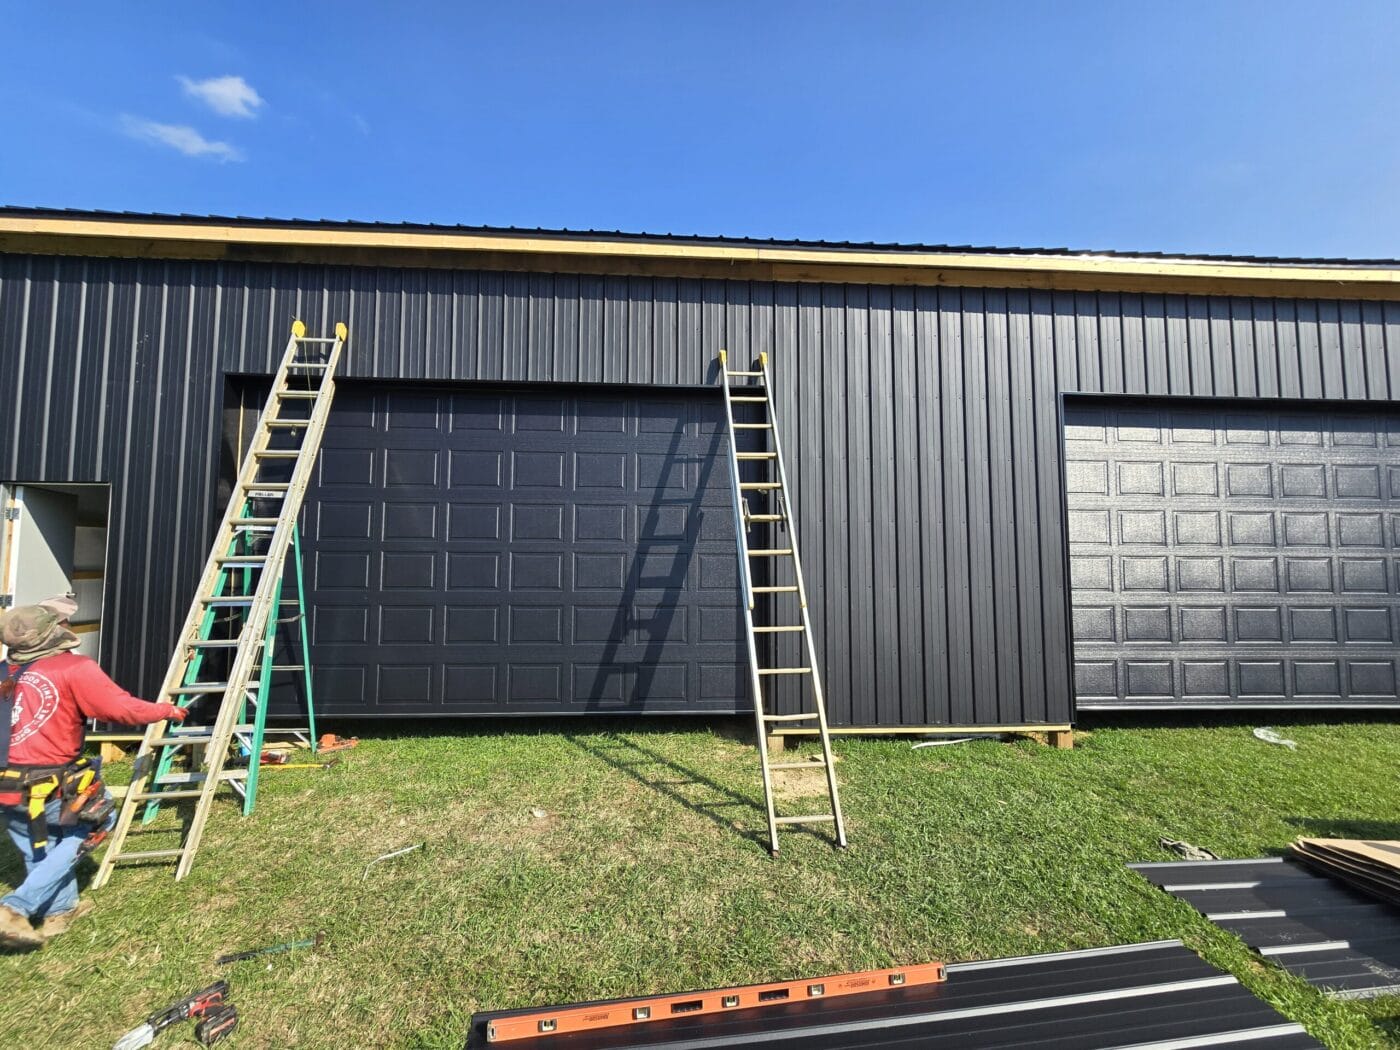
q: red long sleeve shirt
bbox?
[2,652,175,805]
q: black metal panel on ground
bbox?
[300,384,744,714]
[465,941,1317,1049]
[1131,857,1400,998]
[7,248,1400,722]
[1067,401,1400,708]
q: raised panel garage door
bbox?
[301,385,746,715]
[1066,402,1400,709]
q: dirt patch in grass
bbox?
[770,760,840,801]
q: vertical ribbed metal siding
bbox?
[6,253,1398,726]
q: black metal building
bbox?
[4,209,1400,731]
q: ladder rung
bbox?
[265,419,310,428]
[153,772,207,785]
[130,789,204,801]
[774,814,836,825]
[270,664,305,671]
[752,585,799,593]
[230,517,279,526]
[758,667,812,676]
[727,370,763,377]
[201,597,253,607]
[294,335,338,343]
[763,713,819,722]
[243,484,290,492]
[733,423,773,429]
[112,849,185,863]
[276,391,320,399]
[148,736,211,747]
[187,639,241,648]
[730,396,768,403]
[748,513,784,522]
[286,362,329,370]
[753,625,804,633]
[254,450,301,459]
[769,760,827,771]
[168,683,229,694]
[735,452,777,460]
[748,549,793,557]
[741,482,781,490]
[214,555,268,565]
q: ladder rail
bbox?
[717,351,780,851]
[757,352,847,848]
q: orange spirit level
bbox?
[484,961,947,1043]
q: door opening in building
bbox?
[0,482,112,660]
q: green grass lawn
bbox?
[3,715,1399,1048]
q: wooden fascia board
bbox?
[3,216,1400,300]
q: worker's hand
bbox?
[163,704,189,722]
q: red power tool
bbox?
[113,981,231,1049]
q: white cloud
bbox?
[120,116,244,162]
[177,74,264,119]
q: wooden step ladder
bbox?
[93,320,347,886]
[717,350,847,854]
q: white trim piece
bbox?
[946,940,1184,973]
[1161,881,1262,892]
[1329,982,1400,1001]
[1259,941,1350,956]
[1206,910,1288,921]
[1108,1023,1312,1049]
[1131,858,1286,870]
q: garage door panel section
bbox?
[304,386,745,714]
[1067,402,1400,708]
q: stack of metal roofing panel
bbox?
[1131,857,1400,998]
[466,941,1318,1048]
[1290,839,1400,905]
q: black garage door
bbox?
[301,385,746,715]
[1066,401,1400,708]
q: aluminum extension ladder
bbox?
[94,320,347,886]
[717,350,846,854]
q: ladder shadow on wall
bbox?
[582,397,748,712]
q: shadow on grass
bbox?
[558,731,843,854]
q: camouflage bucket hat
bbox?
[2,605,79,663]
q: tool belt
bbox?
[0,758,113,861]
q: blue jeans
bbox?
[1,791,115,920]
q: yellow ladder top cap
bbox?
[291,319,307,338]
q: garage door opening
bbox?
[227,381,748,716]
[1065,399,1400,710]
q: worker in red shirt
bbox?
[0,602,185,948]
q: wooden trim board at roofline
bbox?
[4,216,1400,300]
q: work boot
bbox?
[0,904,42,949]
[39,900,94,941]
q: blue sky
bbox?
[3,2,1399,258]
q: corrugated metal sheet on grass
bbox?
[5,253,1400,724]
